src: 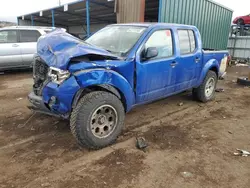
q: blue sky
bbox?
[0,0,249,22]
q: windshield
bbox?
[86,25,146,57]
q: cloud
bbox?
[213,0,250,18]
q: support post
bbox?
[31,15,34,26]
[158,0,163,22]
[86,0,90,37]
[139,0,145,22]
[51,9,55,27]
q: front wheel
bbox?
[70,91,125,149]
[193,71,218,103]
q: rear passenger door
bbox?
[175,29,202,91]
[19,30,41,67]
[0,30,22,69]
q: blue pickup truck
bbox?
[28,23,229,149]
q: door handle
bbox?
[171,61,178,67]
[195,57,200,63]
[12,44,19,47]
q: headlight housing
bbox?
[48,67,70,85]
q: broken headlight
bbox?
[48,67,70,85]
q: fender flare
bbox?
[73,69,135,112]
[196,59,219,87]
[72,84,122,109]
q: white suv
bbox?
[0,26,53,70]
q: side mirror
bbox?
[144,47,158,60]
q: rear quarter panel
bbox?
[197,50,229,86]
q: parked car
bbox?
[233,14,250,25]
[231,25,250,36]
[28,23,230,149]
[0,26,53,71]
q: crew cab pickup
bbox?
[28,23,229,149]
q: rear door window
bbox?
[19,30,41,42]
[0,30,18,43]
[188,30,196,52]
[178,29,197,54]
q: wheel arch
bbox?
[72,84,128,112]
[237,18,245,25]
[209,66,218,77]
[72,69,135,112]
[196,59,219,87]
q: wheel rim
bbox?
[90,105,118,138]
[205,77,215,98]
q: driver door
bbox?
[135,28,177,103]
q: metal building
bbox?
[17,0,233,50]
[159,0,233,50]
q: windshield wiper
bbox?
[105,49,114,53]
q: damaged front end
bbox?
[28,29,131,118]
[32,56,49,96]
[28,55,80,119]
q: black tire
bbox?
[70,91,125,149]
[237,77,250,86]
[237,19,244,25]
[193,70,218,103]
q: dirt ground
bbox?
[0,66,249,188]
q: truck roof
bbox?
[112,23,197,29]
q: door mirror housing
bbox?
[144,47,158,60]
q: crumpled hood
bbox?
[37,29,119,70]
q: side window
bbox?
[178,29,197,54]
[19,30,41,42]
[188,30,196,52]
[145,30,173,59]
[0,30,17,43]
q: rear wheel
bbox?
[237,19,244,25]
[70,91,125,149]
[193,71,217,102]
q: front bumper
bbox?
[28,76,81,119]
[28,92,65,118]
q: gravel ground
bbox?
[0,66,249,188]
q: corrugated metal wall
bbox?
[228,37,250,59]
[116,0,145,23]
[18,19,49,27]
[160,0,233,50]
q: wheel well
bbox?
[72,85,127,112]
[209,66,218,77]
[237,18,244,25]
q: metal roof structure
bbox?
[17,0,233,49]
[17,0,116,36]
